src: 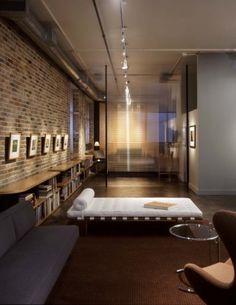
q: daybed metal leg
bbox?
[84,220,88,236]
[79,221,88,236]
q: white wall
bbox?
[178,113,186,183]
[189,109,199,193]
[197,54,236,194]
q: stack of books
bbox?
[37,185,52,198]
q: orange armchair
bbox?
[184,210,236,305]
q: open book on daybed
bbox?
[67,188,203,222]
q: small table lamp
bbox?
[94,141,100,150]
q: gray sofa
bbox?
[0,201,79,304]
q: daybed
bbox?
[0,201,79,304]
[67,188,203,225]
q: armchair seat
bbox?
[185,259,234,289]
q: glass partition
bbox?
[101,98,180,176]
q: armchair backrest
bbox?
[213,210,236,283]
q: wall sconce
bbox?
[94,141,100,150]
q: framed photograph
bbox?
[28,134,38,157]
[8,133,21,160]
[62,134,69,150]
[189,125,196,148]
[54,134,61,152]
[42,134,51,154]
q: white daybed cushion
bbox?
[67,193,202,220]
[72,188,95,211]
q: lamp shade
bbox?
[94,141,100,150]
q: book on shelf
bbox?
[35,204,45,223]
[18,193,36,205]
[38,190,53,198]
[49,177,57,190]
[38,184,52,191]
[144,201,176,210]
[18,193,34,201]
[58,171,71,184]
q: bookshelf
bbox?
[0,171,61,226]
[80,155,94,180]
[50,157,94,202]
[50,160,83,202]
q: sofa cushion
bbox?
[0,225,79,304]
[0,216,16,258]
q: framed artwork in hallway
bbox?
[54,134,61,152]
[189,125,196,148]
[42,134,51,154]
[8,133,21,160]
[62,134,68,150]
[28,134,38,157]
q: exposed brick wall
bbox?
[0,18,75,187]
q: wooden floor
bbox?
[46,173,236,225]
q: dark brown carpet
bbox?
[47,223,217,305]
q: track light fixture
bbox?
[122,57,128,70]
[120,0,131,105]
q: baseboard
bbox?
[196,189,236,195]
[189,182,236,195]
[188,182,199,194]
[178,174,185,183]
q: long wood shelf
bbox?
[0,171,60,195]
[50,160,81,172]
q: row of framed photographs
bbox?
[8,133,69,160]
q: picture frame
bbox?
[189,125,196,148]
[8,133,21,160]
[62,134,69,150]
[28,134,38,157]
[54,134,61,152]
[42,134,51,154]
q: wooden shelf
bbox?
[60,183,82,202]
[50,160,81,172]
[33,197,46,209]
[0,171,60,195]
[33,188,60,209]
[36,205,60,226]
[57,179,72,187]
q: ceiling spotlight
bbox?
[122,58,128,70]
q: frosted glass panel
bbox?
[104,100,179,174]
